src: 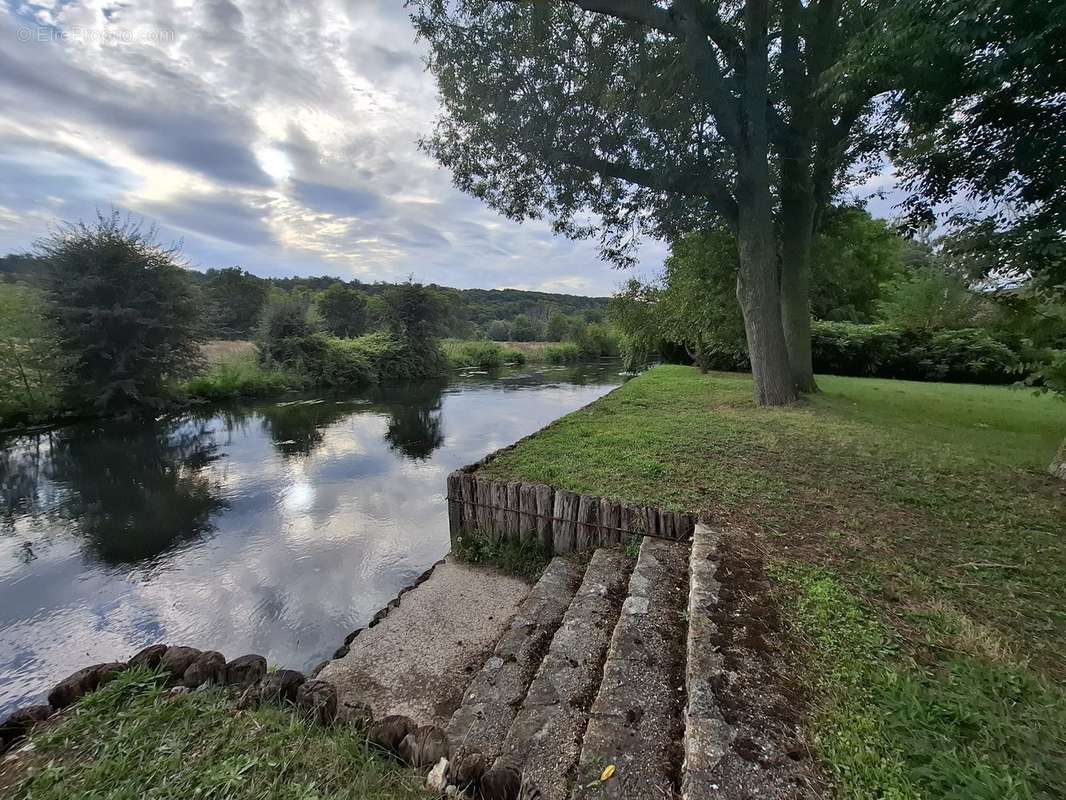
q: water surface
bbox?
[0,363,623,714]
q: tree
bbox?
[413,0,894,404]
[876,264,996,331]
[546,311,572,342]
[866,0,1065,290]
[810,208,910,322]
[256,291,319,371]
[509,313,541,341]
[38,212,203,416]
[202,267,268,339]
[316,282,368,338]
[487,319,511,341]
[381,280,448,344]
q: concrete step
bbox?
[682,523,733,800]
[316,558,531,728]
[571,536,689,800]
[447,555,586,765]
[487,547,634,800]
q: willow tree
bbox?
[412,0,890,404]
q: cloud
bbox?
[0,0,680,294]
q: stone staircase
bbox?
[446,523,729,800]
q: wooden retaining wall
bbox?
[446,469,696,555]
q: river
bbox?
[0,363,624,715]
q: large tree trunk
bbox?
[779,176,818,393]
[734,0,797,407]
[1051,437,1066,481]
[736,174,797,406]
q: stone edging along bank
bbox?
[0,642,454,782]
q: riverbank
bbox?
[476,365,1066,799]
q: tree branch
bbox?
[547,148,739,223]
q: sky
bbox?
[0,0,899,296]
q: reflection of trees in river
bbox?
[253,381,448,462]
[2,421,227,565]
[381,381,446,461]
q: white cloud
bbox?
[0,0,672,294]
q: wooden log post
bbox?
[599,498,622,546]
[576,494,600,552]
[518,483,537,544]
[506,481,521,539]
[659,509,674,540]
[553,490,579,554]
[475,476,494,536]
[460,473,476,533]
[492,481,508,540]
[534,484,554,551]
[447,471,462,543]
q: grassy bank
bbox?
[0,669,424,800]
[479,365,1066,798]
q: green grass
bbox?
[479,364,1066,797]
[775,566,1065,800]
[182,350,295,401]
[451,532,553,580]
[1,669,424,800]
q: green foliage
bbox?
[255,292,318,369]
[811,322,1023,384]
[182,350,294,401]
[811,208,913,322]
[572,322,620,358]
[877,265,998,330]
[509,313,542,342]
[543,342,581,364]
[442,339,527,369]
[866,0,1066,287]
[5,668,425,800]
[315,282,368,338]
[452,533,552,581]
[201,267,269,339]
[486,319,511,340]
[0,282,64,426]
[380,280,448,344]
[546,311,572,341]
[39,212,204,416]
[777,566,1066,800]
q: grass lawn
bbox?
[0,669,425,800]
[479,365,1066,799]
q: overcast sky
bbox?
[0,1,898,296]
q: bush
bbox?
[544,342,581,363]
[695,322,1028,384]
[811,322,1023,384]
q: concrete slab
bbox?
[317,558,531,728]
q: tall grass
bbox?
[182,350,294,401]
[443,339,527,369]
[543,342,581,363]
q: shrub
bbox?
[811,322,1023,384]
[544,342,581,363]
[695,322,1027,384]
